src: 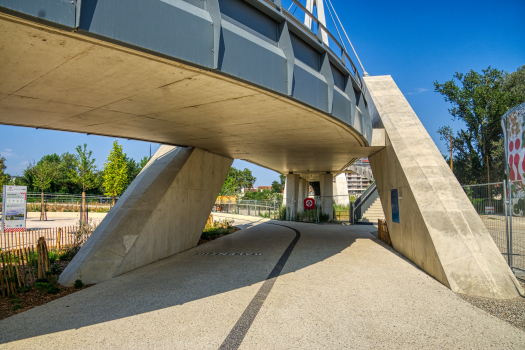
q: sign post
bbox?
[1,186,27,234]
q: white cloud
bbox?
[407,88,429,95]
[1,148,17,158]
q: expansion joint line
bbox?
[218,223,301,350]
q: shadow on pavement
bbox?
[0,220,382,344]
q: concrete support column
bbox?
[365,75,523,299]
[285,174,299,220]
[59,146,233,286]
[334,173,350,206]
[319,172,333,221]
[297,178,308,214]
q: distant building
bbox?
[258,186,271,191]
[346,158,371,193]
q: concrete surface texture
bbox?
[59,146,232,286]
[1,215,524,349]
[365,75,524,299]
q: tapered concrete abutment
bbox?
[365,75,523,299]
[59,146,232,286]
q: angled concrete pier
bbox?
[59,146,232,285]
[365,75,523,299]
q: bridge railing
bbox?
[262,0,365,92]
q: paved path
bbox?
[25,212,107,229]
[1,215,524,349]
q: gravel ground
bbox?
[459,279,525,331]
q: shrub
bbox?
[35,282,50,292]
[48,250,59,264]
[58,250,72,261]
[11,304,23,311]
[47,286,61,294]
[74,279,84,289]
[51,264,61,274]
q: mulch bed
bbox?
[0,260,92,321]
[459,279,525,331]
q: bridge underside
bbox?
[0,13,381,180]
[2,10,523,300]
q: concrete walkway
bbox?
[1,215,524,349]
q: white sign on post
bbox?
[2,186,27,233]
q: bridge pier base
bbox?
[365,75,523,299]
[59,146,232,286]
[334,173,350,206]
[297,178,308,215]
[285,174,300,220]
[319,173,334,221]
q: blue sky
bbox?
[1,0,524,187]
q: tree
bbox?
[0,154,9,191]
[32,160,59,220]
[503,65,525,98]
[72,144,97,221]
[434,66,525,184]
[103,141,128,205]
[271,180,283,193]
[57,152,80,193]
[139,156,151,168]
[219,167,257,195]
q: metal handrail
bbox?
[260,0,364,89]
[354,182,376,211]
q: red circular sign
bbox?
[304,198,315,210]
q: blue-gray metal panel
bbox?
[0,0,76,27]
[289,32,320,72]
[219,21,287,94]
[79,0,214,68]
[219,0,278,43]
[292,62,328,112]
[278,21,294,95]
[320,52,333,114]
[332,87,351,125]
[330,63,345,91]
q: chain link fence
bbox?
[463,181,524,279]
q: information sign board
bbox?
[1,186,27,233]
[391,189,400,223]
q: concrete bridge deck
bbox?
[1,215,523,349]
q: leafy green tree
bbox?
[279,174,286,187]
[139,156,151,168]
[72,144,97,221]
[56,152,80,193]
[32,160,59,220]
[503,65,525,97]
[271,180,283,193]
[103,141,128,205]
[124,157,141,189]
[219,167,257,195]
[435,66,525,184]
[0,154,9,192]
